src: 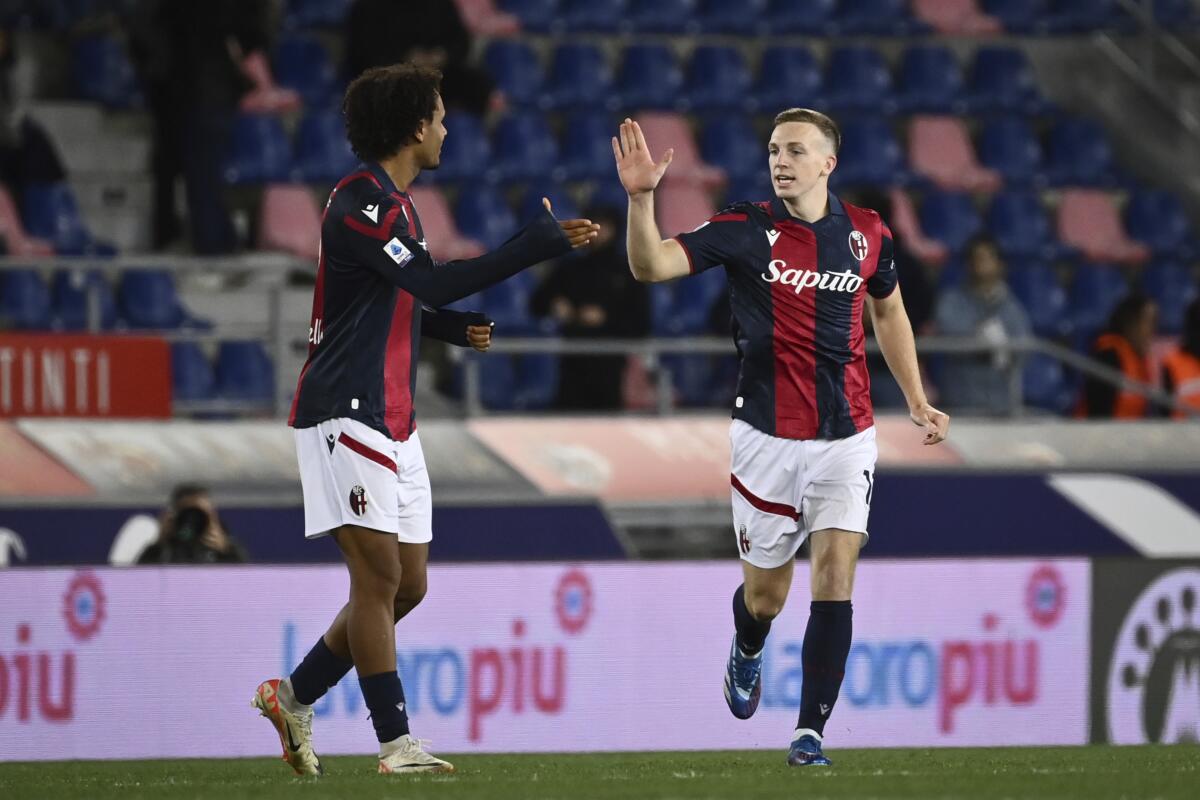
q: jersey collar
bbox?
[770,191,844,225]
[364,161,407,197]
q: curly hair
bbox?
[343,64,442,162]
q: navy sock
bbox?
[289,636,354,706]
[732,584,772,655]
[797,600,853,736]
[360,671,410,743]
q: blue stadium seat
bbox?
[490,112,560,182]
[981,0,1048,33]
[224,114,292,184]
[1045,118,1117,187]
[215,341,275,402]
[483,40,544,108]
[71,34,143,109]
[1008,261,1070,337]
[968,47,1048,115]
[433,112,492,183]
[626,0,698,33]
[920,191,984,253]
[589,180,632,215]
[480,273,535,330]
[22,183,117,256]
[274,35,339,107]
[664,354,715,406]
[51,269,116,330]
[560,0,627,32]
[831,119,913,188]
[1023,353,1075,415]
[723,174,774,205]
[824,46,897,114]
[283,0,351,29]
[541,44,614,110]
[988,190,1074,261]
[0,269,52,329]
[560,111,617,180]
[1043,0,1121,33]
[753,46,825,112]
[498,0,559,32]
[1125,189,1195,258]
[766,0,837,34]
[834,0,928,35]
[476,356,518,410]
[291,109,358,182]
[978,117,1046,186]
[1070,264,1130,336]
[696,0,768,34]
[616,44,684,111]
[682,46,753,112]
[1142,261,1199,334]
[673,267,727,334]
[170,342,216,402]
[700,117,763,182]
[896,46,966,114]
[513,353,560,409]
[455,187,517,250]
[117,269,186,329]
[518,181,580,223]
[1151,0,1200,26]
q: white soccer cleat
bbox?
[251,678,323,776]
[378,734,455,775]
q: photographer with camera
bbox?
[137,484,248,564]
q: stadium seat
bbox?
[908,116,1002,193]
[919,191,984,253]
[664,266,726,334]
[513,353,560,410]
[765,0,838,34]
[1042,0,1121,33]
[589,180,634,214]
[518,181,581,223]
[753,46,825,111]
[615,44,684,111]
[559,0,627,32]
[1151,0,1200,26]
[274,35,339,106]
[625,0,698,33]
[831,119,913,188]
[824,46,897,114]
[0,269,52,329]
[682,46,753,113]
[700,118,764,182]
[664,354,716,406]
[482,40,544,107]
[497,0,559,32]
[968,47,1048,115]
[1058,190,1150,265]
[560,111,618,180]
[454,0,521,36]
[490,112,560,181]
[170,342,216,402]
[911,0,1004,34]
[479,270,538,329]
[981,0,1048,33]
[1023,353,1075,415]
[455,186,517,250]
[71,34,143,109]
[22,182,116,256]
[407,186,486,262]
[1141,261,1199,334]
[1125,189,1195,258]
[1007,261,1070,337]
[1069,264,1131,336]
[978,117,1046,187]
[291,109,358,182]
[238,50,303,115]
[886,188,950,265]
[215,341,275,402]
[896,46,967,114]
[1045,118,1118,187]
[635,112,725,188]
[696,0,768,34]
[117,269,188,329]
[257,185,320,261]
[283,0,352,28]
[655,183,716,240]
[541,44,615,110]
[0,185,53,256]
[224,114,292,184]
[723,174,775,206]
[51,269,117,331]
[431,112,492,183]
[988,190,1074,262]
[833,0,929,35]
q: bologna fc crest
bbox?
[739,524,751,555]
[848,230,869,261]
[349,485,368,517]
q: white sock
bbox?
[793,727,823,743]
[277,678,310,714]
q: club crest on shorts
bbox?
[348,485,368,517]
[848,230,869,261]
[738,523,750,555]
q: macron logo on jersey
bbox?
[763,259,864,295]
[383,237,414,267]
[362,204,380,223]
[766,229,781,247]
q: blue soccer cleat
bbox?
[723,635,763,719]
[787,733,832,767]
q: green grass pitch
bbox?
[2,746,1196,800]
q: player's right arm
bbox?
[613,118,690,283]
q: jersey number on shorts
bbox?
[863,470,874,507]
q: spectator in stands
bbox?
[344,0,494,115]
[1160,297,1200,419]
[137,483,248,564]
[935,234,1031,414]
[1078,291,1158,419]
[531,206,649,409]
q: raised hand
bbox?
[611,117,674,196]
[543,198,601,249]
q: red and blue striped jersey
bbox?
[675,194,898,441]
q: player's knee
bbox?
[746,592,785,621]
[352,560,403,599]
[394,576,427,612]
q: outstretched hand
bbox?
[611,117,674,196]
[544,198,600,249]
[910,403,950,446]
[466,323,492,352]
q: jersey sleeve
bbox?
[867,224,899,299]
[420,307,490,347]
[673,209,754,274]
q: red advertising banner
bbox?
[0,334,171,418]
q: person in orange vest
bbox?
[1161,297,1200,419]
[1078,291,1158,418]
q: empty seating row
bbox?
[0,268,205,331]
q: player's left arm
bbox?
[866,236,950,445]
[420,307,494,352]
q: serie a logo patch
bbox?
[383,237,414,266]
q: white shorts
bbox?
[293,418,432,542]
[730,419,877,569]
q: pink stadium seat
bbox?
[408,186,487,262]
[909,116,1002,193]
[912,0,1003,34]
[655,183,716,239]
[0,184,54,256]
[635,112,726,189]
[257,185,320,260]
[239,51,302,115]
[453,0,520,35]
[1057,190,1151,265]
[886,188,950,265]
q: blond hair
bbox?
[773,108,841,154]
